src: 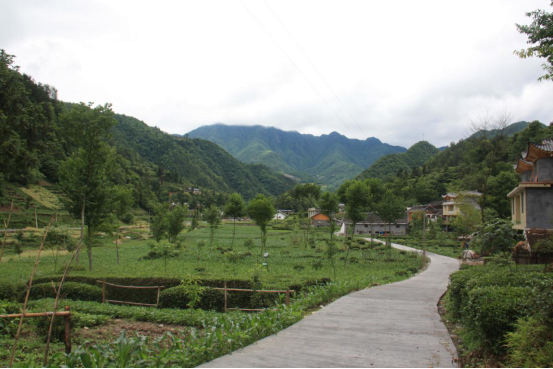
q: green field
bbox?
[0,223,424,367]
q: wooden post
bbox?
[156,286,161,307]
[64,306,71,354]
[224,281,227,313]
[285,289,290,307]
[35,210,38,229]
[101,280,106,303]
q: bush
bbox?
[505,316,553,367]
[33,312,109,342]
[20,282,102,302]
[464,286,534,353]
[0,281,25,302]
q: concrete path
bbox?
[201,242,460,368]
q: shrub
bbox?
[505,316,553,367]
[464,286,534,353]
[20,282,102,302]
[0,281,25,302]
[33,312,109,342]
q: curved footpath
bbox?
[201,242,460,368]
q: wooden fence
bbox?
[97,280,165,307]
[0,306,72,353]
[212,282,294,313]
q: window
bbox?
[396,225,400,228]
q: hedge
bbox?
[448,266,552,318]
[463,286,535,353]
[19,282,102,302]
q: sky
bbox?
[2,0,553,148]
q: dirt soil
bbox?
[76,319,189,342]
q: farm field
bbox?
[0,223,424,367]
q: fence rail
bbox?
[214,282,295,313]
[97,280,165,307]
[0,306,72,353]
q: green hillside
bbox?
[356,141,440,180]
[0,50,295,221]
[187,125,406,189]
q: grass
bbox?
[0,224,423,288]
[1,223,424,367]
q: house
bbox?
[343,213,409,236]
[307,208,319,218]
[310,212,331,227]
[442,191,481,224]
[508,139,553,231]
[338,203,346,213]
[278,209,294,216]
[273,211,287,220]
[187,187,201,195]
[407,203,442,223]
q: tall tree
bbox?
[345,181,371,263]
[166,205,188,243]
[58,103,116,271]
[204,205,221,248]
[376,190,405,252]
[515,2,553,82]
[247,194,275,255]
[319,191,339,241]
[224,193,246,250]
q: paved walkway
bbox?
[201,242,460,368]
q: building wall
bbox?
[536,158,553,182]
[522,170,532,182]
[526,188,553,229]
[353,223,407,236]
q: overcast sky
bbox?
[2,0,553,148]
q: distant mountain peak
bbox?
[188,124,407,189]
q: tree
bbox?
[224,193,246,250]
[166,205,188,243]
[472,218,518,270]
[376,190,405,255]
[319,191,339,241]
[451,194,482,237]
[58,102,117,271]
[150,204,169,242]
[345,181,371,264]
[515,2,553,82]
[100,185,134,264]
[204,205,221,248]
[247,194,275,255]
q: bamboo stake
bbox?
[43,236,85,366]
[224,281,227,313]
[9,216,54,368]
[0,200,15,262]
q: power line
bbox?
[237,0,354,137]
[262,0,367,139]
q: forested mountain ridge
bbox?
[110,114,295,200]
[0,50,295,217]
[186,124,407,189]
[356,141,440,180]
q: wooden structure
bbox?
[212,282,294,313]
[97,280,164,307]
[0,306,72,353]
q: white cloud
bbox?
[3,0,553,148]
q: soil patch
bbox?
[76,319,188,342]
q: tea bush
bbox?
[19,282,102,302]
[464,286,534,353]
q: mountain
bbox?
[467,121,539,140]
[111,115,295,199]
[356,141,440,180]
[187,124,406,189]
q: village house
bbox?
[407,202,443,223]
[310,212,331,227]
[441,191,481,225]
[273,211,287,220]
[508,139,553,231]
[340,213,409,236]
